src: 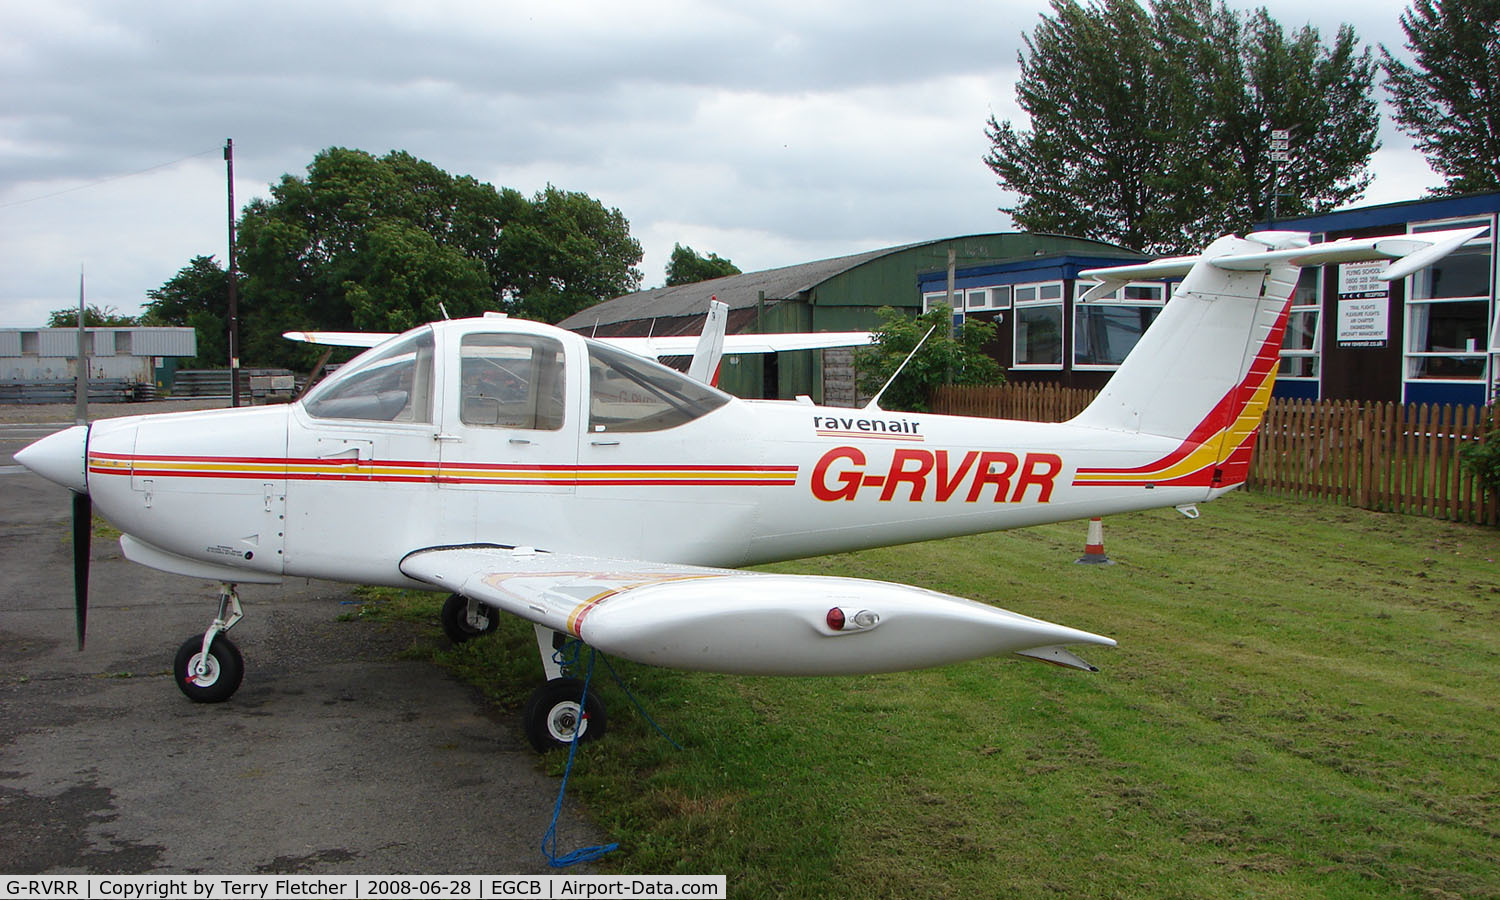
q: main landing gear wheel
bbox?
[173,633,244,703]
[522,677,607,753]
[441,592,498,644]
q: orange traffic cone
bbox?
[1075,517,1113,565]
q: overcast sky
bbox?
[0,0,1434,327]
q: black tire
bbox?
[522,677,607,753]
[173,633,244,703]
[441,593,498,644]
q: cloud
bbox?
[0,0,1433,328]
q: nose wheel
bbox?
[173,633,244,702]
[173,582,246,703]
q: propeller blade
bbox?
[71,490,90,650]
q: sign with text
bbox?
[1336,260,1391,348]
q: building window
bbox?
[1072,281,1165,369]
[1405,219,1493,385]
[1280,266,1322,381]
[966,288,988,311]
[1491,309,1500,402]
[1013,281,1064,369]
[922,290,961,314]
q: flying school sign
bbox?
[811,446,1062,503]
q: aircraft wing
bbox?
[283,330,395,348]
[285,327,871,359]
[399,545,1113,675]
[600,331,873,359]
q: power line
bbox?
[0,147,222,211]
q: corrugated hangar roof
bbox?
[557,241,925,330]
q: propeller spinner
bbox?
[14,424,92,649]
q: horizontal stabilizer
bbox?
[1079,226,1488,294]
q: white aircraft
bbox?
[16,227,1482,751]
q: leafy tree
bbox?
[139,256,235,368]
[1382,0,1500,195]
[224,148,641,368]
[665,243,742,286]
[986,0,1380,254]
[46,304,139,328]
[854,306,1004,413]
[497,185,645,323]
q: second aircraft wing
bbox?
[399,544,1113,675]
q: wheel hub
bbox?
[547,701,586,742]
[188,652,220,687]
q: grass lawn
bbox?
[355,491,1500,899]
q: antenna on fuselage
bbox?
[863,324,937,412]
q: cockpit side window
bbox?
[303,330,435,423]
[459,334,566,430]
[586,340,730,433]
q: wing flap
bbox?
[400,545,1114,675]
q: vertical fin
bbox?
[687,298,729,385]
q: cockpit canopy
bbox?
[300,321,731,433]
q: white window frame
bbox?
[922,290,963,314]
[1011,280,1065,370]
[1070,280,1166,371]
[1403,217,1495,386]
[1280,264,1323,382]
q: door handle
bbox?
[590,439,620,447]
[433,433,462,442]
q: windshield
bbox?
[303,329,435,423]
[586,340,730,433]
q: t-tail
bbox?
[1069,227,1487,497]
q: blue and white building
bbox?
[1268,192,1500,407]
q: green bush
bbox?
[1459,428,1500,493]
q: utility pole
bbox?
[225,138,241,408]
[75,267,87,425]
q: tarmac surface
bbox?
[0,400,602,874]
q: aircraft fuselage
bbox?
[73,318,1217,591]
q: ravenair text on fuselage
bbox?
[811,413,922,439]
[14,225,1485,754]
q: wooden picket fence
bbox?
[930,384,1500,526]
[931,382,1097,422]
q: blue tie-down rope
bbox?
[539,642,684,867]
[542,645,619,867]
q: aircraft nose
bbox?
[15,424,90,493]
